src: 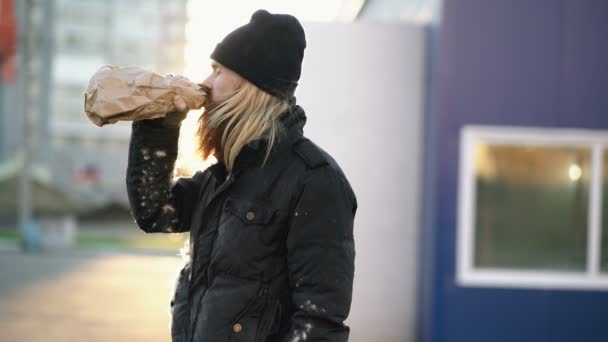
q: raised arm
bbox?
[284,166,358,342]
[126,112,203,233]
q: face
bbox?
[199,61,242,112]
[196,61,241,162]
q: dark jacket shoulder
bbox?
[292,137,358,214]
[292,137,329,169]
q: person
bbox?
[126,9,358,342]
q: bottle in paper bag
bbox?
[84,65,207,127]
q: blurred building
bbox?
[1,0,188,206]
[418,2,608,342]
[0,0,18,163]
[50,0,188,204]
[350,1,608,342]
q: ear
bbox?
[232,74,245,90]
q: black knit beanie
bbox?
[210,9,306,100]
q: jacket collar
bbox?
[208,99,307,182]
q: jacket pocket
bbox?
[229,286,281,342]
[223,197,277,226]
[258,299,281,341]
[219,196,287,247]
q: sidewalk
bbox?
[0,247,184,341]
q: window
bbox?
[457,126,608,290]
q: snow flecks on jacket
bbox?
[290,321,313,342]
[141,148,151,160]
[299,299,327,313]
[129,150,181,232]
[127,121,187,235]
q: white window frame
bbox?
[456,125,608,291]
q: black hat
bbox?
[210,9,306,100]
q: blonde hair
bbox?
[196,79,290,172]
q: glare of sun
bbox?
[177,0,349,176]
[568,164,582,182]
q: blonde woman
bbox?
[126,9,357,342]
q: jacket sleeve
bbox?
[126,117,204,233]
[284,166,358,342]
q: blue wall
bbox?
[424,1,608,341]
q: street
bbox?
[0,245,184,341]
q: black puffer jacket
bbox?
[126,103,357,342]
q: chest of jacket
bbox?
[173,158,304,341]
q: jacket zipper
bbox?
[187,171,234,294]
[187,193,229,342]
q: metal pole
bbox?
[37,0,54,165]
[16,0,36,251]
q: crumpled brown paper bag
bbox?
[84,65,207,127]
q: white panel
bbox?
[295,21,426,342]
